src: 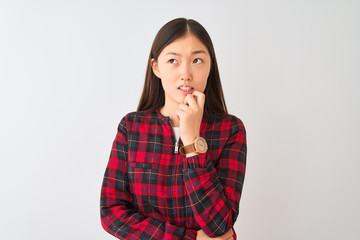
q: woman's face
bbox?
[151,33,211,108]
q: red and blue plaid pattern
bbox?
[100,108,247,239]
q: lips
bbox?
[178,88,194,95]
[178,85,194,92]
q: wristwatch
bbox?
[179,136,208,155]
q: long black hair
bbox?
[137,18,228,120]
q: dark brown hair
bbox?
[137,17,228,120]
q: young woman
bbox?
[100,18,247,240]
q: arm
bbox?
[100,117,197,240]
[183,117,246,238]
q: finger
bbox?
[177,103,191,112]
[183,94,199,110]
[175,109,185,120]
[220,235,233,240]
[221,229,234,239]
[191,91,205,108]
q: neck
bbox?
[160,105,180,127]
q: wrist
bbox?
[186,152,199,158]
[179,135,208,156]
[182,135,198,146]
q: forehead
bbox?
[160,33,209,56]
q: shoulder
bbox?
[211,113,246,135]
[228,113,245,131]
[117,109,156,128]
[123,110,152,121]
[213,113,245,127]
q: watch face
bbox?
[196,137,208,153]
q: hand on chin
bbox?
[175,91,205,146]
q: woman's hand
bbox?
[175,91,205,147]
[196,228,234,240]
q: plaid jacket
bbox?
[100,108,247,240]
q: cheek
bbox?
[161,77,176,92]
[160,79,169,91]
[162,71,177,85]
[195,71,209,90]
[200,80,208,92]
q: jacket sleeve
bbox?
[182,117,247,238]
[100,116,197,240]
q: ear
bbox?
[151,58,161,79]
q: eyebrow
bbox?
[164,50,208,57]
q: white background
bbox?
[1,0,359,239]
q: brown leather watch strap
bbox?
[179,143,196,155]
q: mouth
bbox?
[178,87,194,95]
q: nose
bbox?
[180,62,192,81]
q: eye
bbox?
[193,58,202,64]
[168,59,178,64]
